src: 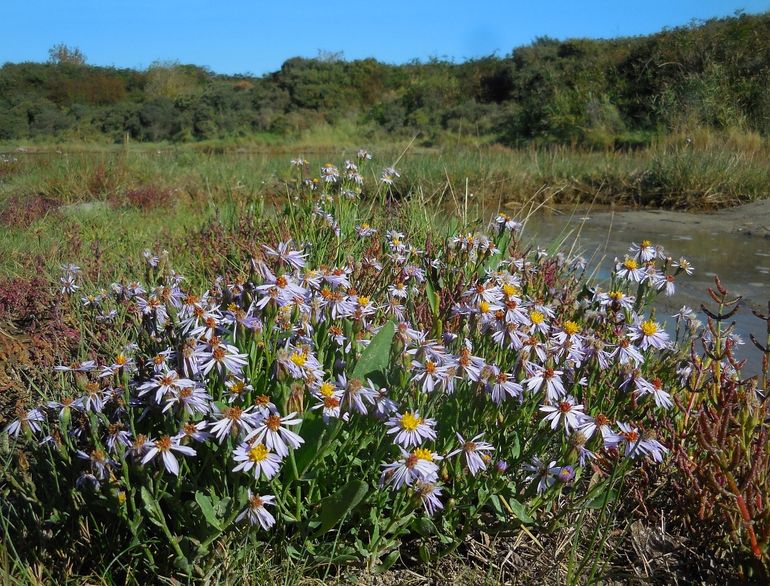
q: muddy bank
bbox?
[578,199,770,238]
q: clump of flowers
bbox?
[2,155,695,577]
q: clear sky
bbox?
[1,0,768,75]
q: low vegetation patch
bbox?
[1,154,769,584]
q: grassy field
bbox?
[1,142,769,584]
[1,133,769,278]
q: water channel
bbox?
[520,203,770,375]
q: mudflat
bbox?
[586,199,770,238]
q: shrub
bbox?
[669,279,770,580]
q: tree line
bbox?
[1,11,768,146]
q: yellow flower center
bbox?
[624,258,638,270]
[502,283,519,297]
[401,412,422,431]
[563,321,580,335]
[641,320,658,336]
[319,382,335,397]
[358,296,369,306]
[609,290,623,300]
[641,240,652,248]
[479,301,490,313]
[530,310,544,325]
[248,444,269,462]
[413,448,433,461]
[290,352,307,367]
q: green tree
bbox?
[145,61,202,99]
[47,43,87,66]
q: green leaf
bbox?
[293,409,328,477]
[383,512,415,537]
[373,550,400,574]
[425,280,440,317]
[195,492,222,531]
[216,497,231,517]
[510,432,520,459]
[489,494,503,515]
[312,480,369,536]
[310,553,359,566]
[413,516,437,538]
[236,484,250,508]
[584,489,618,510]
[351,321,395,382]
[507,498,534,524]
[173,555,191,573]
[140,487,165,528]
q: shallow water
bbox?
[521,209,769,376]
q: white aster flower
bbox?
[385,411,437,448]
[236,491,276,529]
[245,412,304,457]
[232,441,283,480]
[448,432,495,476]
[141,435,197,476]
[539,396,586,434]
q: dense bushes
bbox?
[1,12,769,145]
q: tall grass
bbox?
[1,137,768,277]
[2,136,768,212]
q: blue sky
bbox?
[1,1,768,75]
